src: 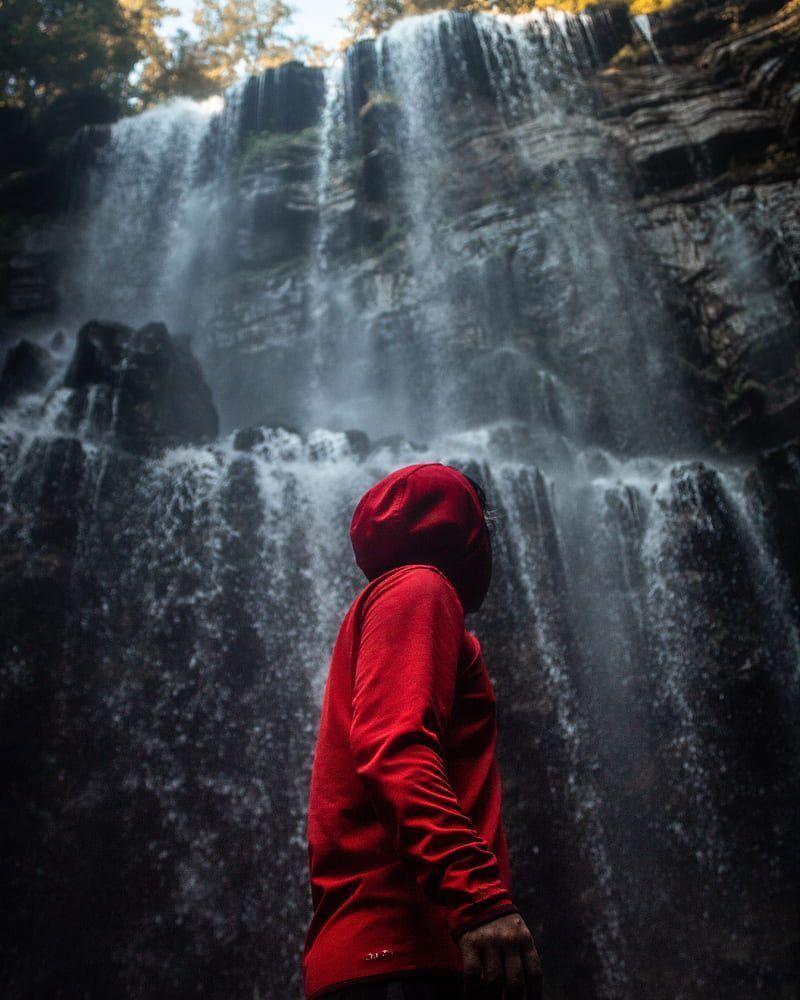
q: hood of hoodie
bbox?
[349,462,492,614]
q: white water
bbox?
[2,10,799,999]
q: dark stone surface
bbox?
[61,320,219,452]
[0,338,51,405]
[0,435,316,1000]
[1,6,800,998]
[597,65,783,190]
[232,421,304,451]
[238,134,320,266]
[7,253,60,315]
[343,428,370,458]
[0,155,70,215]
[240,62,325,137]
[0,107,45,176]
[39,90,119,140]
[201,1,800,451]
[750,437,800,605]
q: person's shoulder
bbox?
[360,564,462,614]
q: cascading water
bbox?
[64,92,241,333]
[1,8,799,1000]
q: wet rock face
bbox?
[0,339,51,405]
[3,0,795,454]
[39,89,120,140]
[699,0,800,133]
[0,431,323,1000]
[240,62,326,136]
[601,68,780,188]
[61,320,218,452]
[1,4,800,1000]
[750,437,800,603]
[0,107,45,176]
[634,182,800,448]
[236,132,320,268]
[586,0,800,450]
[7,252,60,315]
[201,0,800,451]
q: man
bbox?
[303,462,542,999]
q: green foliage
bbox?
[762,143,800,173]
[0,0,220,112]
[120,0,221,106]
[344,0,685,37]
[131,28,221,106]
[1,0,691,130]
[609,40,653,66]
[238,126,319,171]
[191,0,293,87]
[347,0,405,36]
[190,0,328,89]
[0,0,326,118]
[0,0,141,110]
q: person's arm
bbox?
[349,565,517,938]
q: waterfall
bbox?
[2,8,799,999]
[633,14,664,64]
[65,92,242,333]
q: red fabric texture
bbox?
[348,463,493,615]
[303,463,517,1000]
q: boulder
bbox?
[344,428,371,459]
[61,320,218,453]
[0,339,51,405]
[233,421,304,452]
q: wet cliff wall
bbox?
[1,2,799,998]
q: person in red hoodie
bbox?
[303,462,542,1000]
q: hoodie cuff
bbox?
[450,899,520,942]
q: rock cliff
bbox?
[1,3,799,999]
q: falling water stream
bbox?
[1,9,798,1000]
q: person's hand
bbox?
[458,912,542,999]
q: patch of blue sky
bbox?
[160,0,351,51]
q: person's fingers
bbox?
[462,942,483,1000]
[503,949,525,1000]
[522,938,543,1000]
[482,943,504,1000]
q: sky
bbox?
[163,0,352,51]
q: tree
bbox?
[345,0,404,37]
[130,0,330,104]
[191,0,298,88]
[0,0,140,110]
[344,0,648,38]
[135,28,222,103]
[0,0,206,112]
[119,0,184,104]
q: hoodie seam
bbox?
[372,562,460,602]
[404,464,486,556]
[388,472,409,520]
[389,463,438,523]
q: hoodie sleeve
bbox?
[349,565,517,940]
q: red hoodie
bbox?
[303,463,517,999]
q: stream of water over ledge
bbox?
[1,8,799,999]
